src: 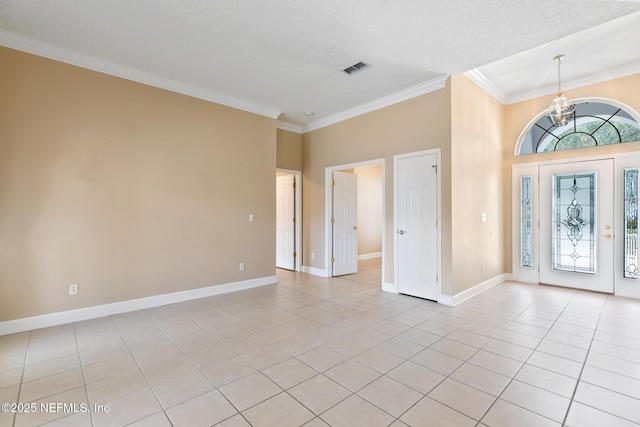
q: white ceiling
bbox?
[1,1,640,132]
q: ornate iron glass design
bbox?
[517,101,640,155]
[552,172,597,274]
[520,176,533,268]
[624,168,639,279]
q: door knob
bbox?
[605,225,611,230]
[398,230,406,235]
[603,234,612,239]
[354,226,358,230]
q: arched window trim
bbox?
[514,97,640,156]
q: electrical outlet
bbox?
[239,263,245,271]
[249,214,254,222]
[69,284,78,296]
[311,253,315,260]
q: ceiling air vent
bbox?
[343,61,370,75]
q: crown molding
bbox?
[0,30,281,119]
[302,75,448,133]
[503,60,640,104]
[276,121,303,134]
[464,69,508,104]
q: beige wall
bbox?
[302,82,453,294]
[0,47,277,322]
[503,73,640,272]
[276,129,302,171]
[450,74,505,293]
[354,165,383,256]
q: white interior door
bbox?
[333,171,358,276]
[539,159,614,293]
[276,174,295,270]
[396,153,438,300]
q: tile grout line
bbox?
[560,294,610,427]
[11,330,31,427]
[73,322,95,427]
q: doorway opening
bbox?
[276,169,302,272]
[325,159,384,287]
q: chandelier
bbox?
[546,54,575,127]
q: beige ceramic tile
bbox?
[401,396,476,427]
[357,376,422,417]
[352,347,404,374]
[320,395,395,427]
[125,412,172,426]
[565,401,638,427]
[289,374,351,415]
[324,360,380,392]
[262,358,318,389]
[165,390,237,427]
[481,399,560,427]
[450,363,511,396]
[500,380,570,423]
[152,369,215,409]
[387,360,445,394]
[19,368,85,403]
[581,365,640,400]
[296,346,347,372]
[429,378,495,420]
[219,372,282,412]
[515,364,577,398]
[242,392,315,427]
[527,351,583,378]
[410,348,464,376]
[573,381,640,424]
[86,368,148,405]
[467,350,522,378]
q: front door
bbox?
[396,152,439,300]
[539,159,614,293]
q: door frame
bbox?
[512,152,640,298]
[324,159,385,281]
[277,168,302,272]
[392,149,442,299]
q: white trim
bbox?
[357,252,382,260]
[503,61,640,105]
[277,121,303,134]
[304,76,448,133]
[325,159,386,286]
[276,169,303,272]
[464,69,508,104]
[302,265,328,277]
[0,30,281,120]
[0,276,276,336]
[394,149,442,302]
[382,282,398,294]
[438,274,512,307]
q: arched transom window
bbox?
[516,98,640,156]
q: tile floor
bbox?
[1,258,640,426]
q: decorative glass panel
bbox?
[520,176,533,268]
[552,172,596,274]
[624,168,639,279]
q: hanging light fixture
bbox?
[546,54,575,127]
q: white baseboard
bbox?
[382,282,397,294]
[439,273,513,307]
[302,265,329,277]
[357,252,382,261]
[0,275,277,336]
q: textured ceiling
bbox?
[1,1,640,131]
